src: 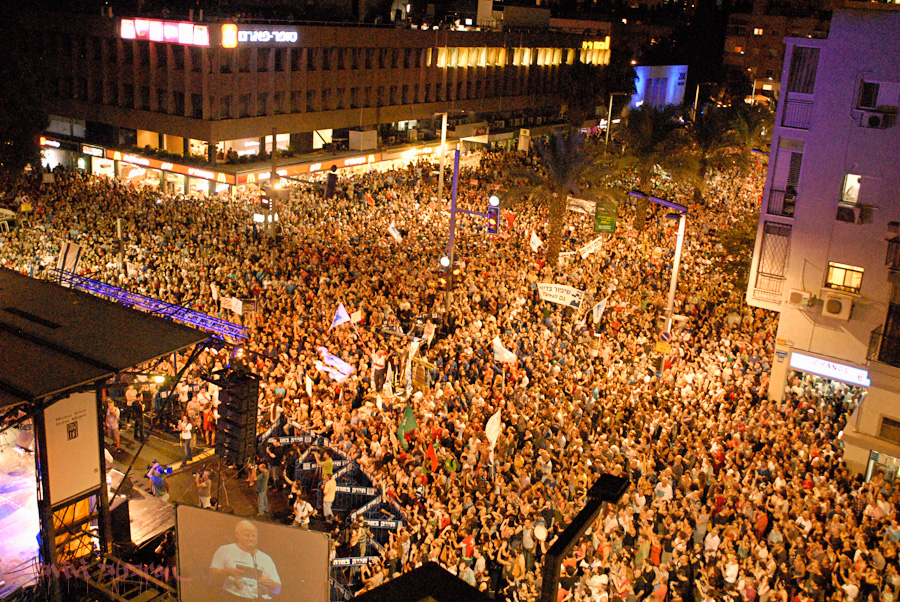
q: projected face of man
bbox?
[235,520,258,554]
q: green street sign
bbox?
[594,199,617,233]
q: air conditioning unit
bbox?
[786,289,811,307]
[836,204,861,224]
[860,110,892,129]
[822,292,853,321]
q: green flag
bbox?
[397,404,418,450]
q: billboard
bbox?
[45,392,101,506]
[176,507,331,602]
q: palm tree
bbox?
[506,130,597,267]
[689,105,739,204]
[616,105,700,230]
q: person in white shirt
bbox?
[209,520,281,600]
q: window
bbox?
[842,174,862,203]
[859,81,879,109]
[734,46,743,54]
[825,262,864,294]
[786,46,818,94]
[753,28,763,35]
[753,222,792,302]
[258,48,270,72]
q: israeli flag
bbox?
[388,221,403,243]
[330,302,351,330]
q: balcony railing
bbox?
[868,325,900,369]
[753,274,785,303]
[767,189,796,217]
[782,98,813,129]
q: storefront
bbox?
[866,450,900,483]
[105,150,236,196]
[783,350,870,409]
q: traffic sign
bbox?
[660,331,671,343]
[655,342,671,354]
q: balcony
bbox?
[767,189,796,217]
[887,239,900,271]
[782,98,813,129]
[868,326,900,369]
[752,274,785,303]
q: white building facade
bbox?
[745,3,900,476]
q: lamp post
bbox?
[436,112,449,202]
[664,211,687,332]
[627,191,688,332]
[605,92,630,146]
[692,82,717,121]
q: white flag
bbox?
[530,231,543,252]
[492,336,517,363]
[376,393,383,411]
[351,310,363,323]
[485,409,503,463]
[592,297,609,324]
[305,373,314,397]
[388,221,403,243]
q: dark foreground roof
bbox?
[352,563,493,602]
[0,268,208,409]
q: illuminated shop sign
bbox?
[581,37,610,51]
[107,150,235,184]
[81,145,104,157]
[235,153,382,184]
[121,18,210,47]
[789,352,871,387]
[221,23,299,48]
[39,136,61,148]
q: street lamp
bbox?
[692,82,717,121]
[628,191,688,332]
[436,112,449,202]
[605,92,630,146]
[489,195,500,207]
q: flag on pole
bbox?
[365,191,375,206]
[485,409,503,463]
[388,221,403,243]
[351,310,363,324]
[315,347,356,383]
[530,231,543,253]
[330,303,351,330]
[305,373,314,397]
[492,336,517,363]
[376,393,383,411]
[397,404,418,450]
[426,441,439,472]
[56,241,83,274]
[592,297,609,324]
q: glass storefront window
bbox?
[866,450,900,483]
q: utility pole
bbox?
[269,127,277,235]
[437,112,448,202]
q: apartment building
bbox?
[745,3,900,476]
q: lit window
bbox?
[753,28,763,35]
[825,262,864,294]
[734,46,743,53]
[842,174,862,203]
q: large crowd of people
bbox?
[1,142,895,602]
